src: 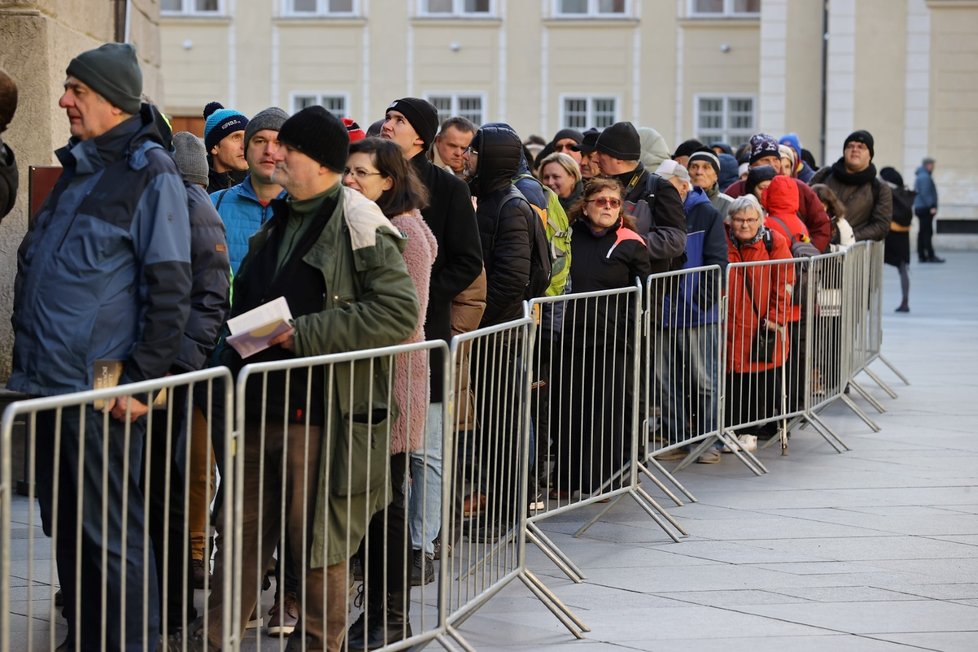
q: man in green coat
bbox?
[193,106,418,652]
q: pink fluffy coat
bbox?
[389,211,437,455]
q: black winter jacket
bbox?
[471,124,533,327]
[612,163,687,274]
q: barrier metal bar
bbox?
[445,316,587,643]
[861,240,910,393]
[0,367,233,652]
[227,341,448,652]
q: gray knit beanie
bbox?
[244,106,289,147]
[66,43,142,114]
[172,131,209,187]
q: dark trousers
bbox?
[358,453,409,604]
[916,208,936,260]
[36,407,159,651]
[143,385,196,634]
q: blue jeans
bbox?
[657,323,720,444]
[409,402,443,555]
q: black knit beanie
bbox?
[745,165,778,196]
[844,129,874,159]
[673,139,706,160]
[277,106,348,172]
[387,97,439,148]
[66,43,142,114]
[595,122,640,161]
[551,128,583,147]
[579,128,601,155]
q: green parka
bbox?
[245,186,419,568]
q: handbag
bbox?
[742,269,778,364]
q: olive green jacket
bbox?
[247,186,419,568]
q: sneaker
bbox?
[655,448,688,462]
[410,549,434,586]
[246,607,262,630]
[723,434,758,454]
[696,448,721,464]
[266,593,299,637]
[192,558,209,590]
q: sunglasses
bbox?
[586,197,622,209]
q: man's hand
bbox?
[268,326,296,351]
[107,395,149,422]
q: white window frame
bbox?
[692,93,756,148]
[280,0,359,17]
[161,0,224,16]
[417,0,495,18]
[289,91,350,117]
[559,94,620,130]
[687,0,760,18]
[423,92,487,126]
[552,0,633,18]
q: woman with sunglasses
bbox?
[548,178,651,500]
[342,136,435,650]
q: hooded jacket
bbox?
[10,105,192,395]
[724,175,832,251]
[761,175,810,243]
[471,123,533,327]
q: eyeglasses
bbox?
[586,197,622,209]
[730,217,759,224]
[343,168,384,180]
[555,143,580,152]
[464,146,478,156]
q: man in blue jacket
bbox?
[914,156,943,263]
[8,43,192,650]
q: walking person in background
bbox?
[914,156,944,263]
[880,167,916,312]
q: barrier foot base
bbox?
[526,522,586,583]
[642,457,697,503]
[671,438,716,473]
[716,431,768,476]
[841,394,881,432]
[636,460,689,505]
[439,626,478,652]
[878,354,910,386]
[633,485,688,537]
[519,569,590,638]
[807,412,850,452]
[862,366,898,399]
[849,379,886,414]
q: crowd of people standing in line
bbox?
[0,40,948,652]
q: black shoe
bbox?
[409,549,434,586]
[346,592,412,652]
[930,256,946,263]
[895,304,910,313]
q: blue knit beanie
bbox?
[203,101,248,152]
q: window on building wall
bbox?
[161,0,221,14]
[689,0,760,17]
[561,96,618,130]
[695,95,754,148]
[425,93,485,126]
[555,0,628,16]
[291,93,349,117]
[285,0,356,15]
[420,0,492,16]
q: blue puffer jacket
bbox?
[9,107,192,395]
[913,166,938,212]
[661,187,728,328]
[210,176,285,273]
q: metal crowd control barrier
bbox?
[640,265,761,474]
[445,315,587,644]
[523,283,687,585]
[717,256,805,467]
[226,341,448,652]
[0,367,234,652]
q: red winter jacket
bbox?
[725,225,796,374]
[724,175,831,252]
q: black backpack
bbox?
[890,185,916,228]
[496,186,553,300]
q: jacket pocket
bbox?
[330,414,391,496]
